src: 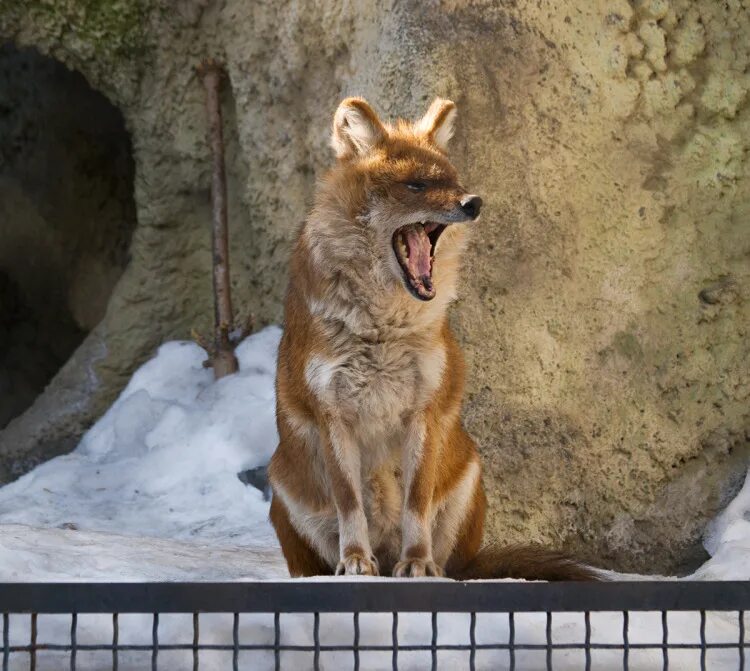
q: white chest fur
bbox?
[305,336,445,453]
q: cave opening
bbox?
[0,43,137,430]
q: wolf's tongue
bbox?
[404,226,431,279]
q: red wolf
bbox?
[268,97,596,580]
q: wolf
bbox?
[268,97,596,580]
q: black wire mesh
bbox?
[0,581,747,670]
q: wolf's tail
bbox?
[448,544,601,581]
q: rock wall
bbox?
[0,0,747,572]
[0,42,136,466]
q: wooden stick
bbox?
[197,59,238,378]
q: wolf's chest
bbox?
[306,339,445,428]
[335,343,420,424]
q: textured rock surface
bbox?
[0,44,136,434]
[0,0,747,572]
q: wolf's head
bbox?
[313,97,481,303]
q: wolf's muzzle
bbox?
[459,194,483,220]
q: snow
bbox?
[0,327,282,549]
[0,524,285,581]
[695,470,750,580]
[0,326,747,670]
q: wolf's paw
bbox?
[336,552,380,576]
[393,558,444,578]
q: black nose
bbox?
[460,194,483,219]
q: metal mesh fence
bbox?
[1,581,747,670]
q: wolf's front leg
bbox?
[394,417,443,577]
[321,418,379,576]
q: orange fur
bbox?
[268,98,597,581]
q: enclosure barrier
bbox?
[0,580,748,670]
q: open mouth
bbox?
[391,222,447,301]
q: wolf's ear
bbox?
[331,97,385,159]
[416,98,457,151]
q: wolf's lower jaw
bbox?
[392,222,447,301]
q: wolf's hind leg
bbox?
[269,495,332,577]
[432,458,484,569]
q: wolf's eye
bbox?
[406,181,426,192]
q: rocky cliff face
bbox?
[0,0,747,572]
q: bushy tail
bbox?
[448,544,601,581]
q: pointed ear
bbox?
[416,98,457,151]
[331,97,386,159]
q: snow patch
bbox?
[0,327,282,549]
[693,469,750,580]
